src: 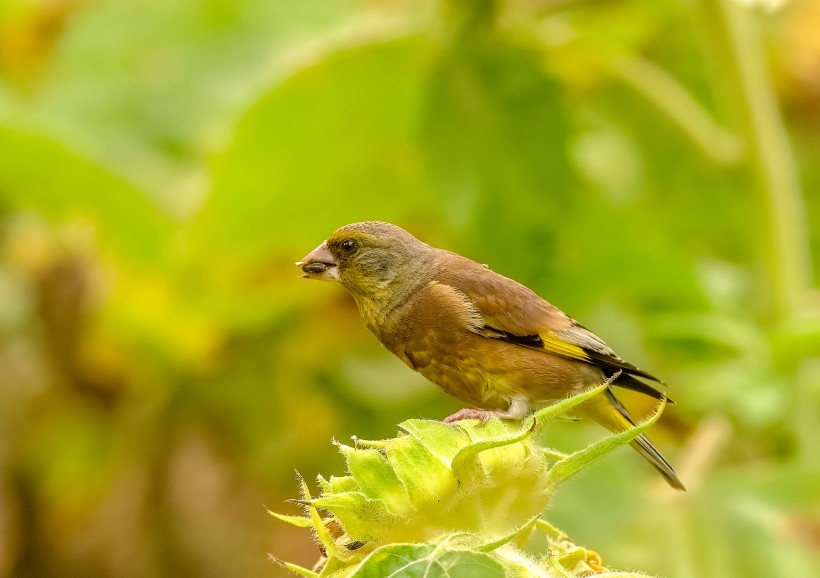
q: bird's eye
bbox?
[340,239,358,253]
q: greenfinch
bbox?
[298,221,684,490]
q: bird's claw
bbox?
[443,408,494,424]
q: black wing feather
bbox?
[482,325,671,402]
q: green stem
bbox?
[608,55,743,166]
[696,0,816,465]
[703,0,811,320]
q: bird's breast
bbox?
[372,281,507,409]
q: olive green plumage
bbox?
[298,221,684,490]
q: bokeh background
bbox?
[1,0,819,576]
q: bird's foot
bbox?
[444,396,531,424]
[444,408,495,424]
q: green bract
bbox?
[271,383,664,578]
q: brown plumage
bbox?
[298,221,684,490]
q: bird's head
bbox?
[297,221,433,301]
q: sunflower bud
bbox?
[271,383,664,577]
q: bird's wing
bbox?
[435,251,665,390]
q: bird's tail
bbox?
[581,387,685,490]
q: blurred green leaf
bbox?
[0,124,173,263]
[197,38,436,261]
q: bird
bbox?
[297,221,684,490]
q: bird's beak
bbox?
[296,241,339,281]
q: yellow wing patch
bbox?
[539,333,593,363]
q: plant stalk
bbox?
[704,0,811,321]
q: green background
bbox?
[0,0,818,576]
